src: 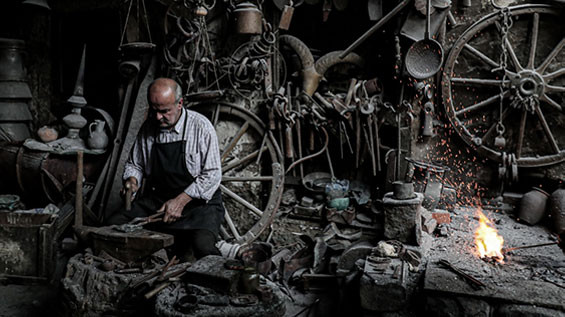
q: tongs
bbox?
[114,211,165,233]
[128,211,165,226]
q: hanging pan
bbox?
[405,0,444,79]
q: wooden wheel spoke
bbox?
[540,94,563,111]
[543,68,565,81]
[527,13,539,69]
[222,176,273,182]
[505,37,523,72]
[481,108,510,143]
[463,44,499,68]
[222,145,268,173]
[224,209,242,241]
[537,36,565,74]
[221,121,250,162]
[455,92,507,116]
[516,109,527,158]
[212,104,221,127]
[544,85,565,93]
[220,184,263,217]
[534,105,560,153]
[451,77,507,86]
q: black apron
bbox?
[143,112,224,234]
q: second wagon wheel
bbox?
[189,102,284,244]
[442,4,565,167]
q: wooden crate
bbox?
[0,211,58,282]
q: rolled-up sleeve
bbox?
[184,119,221,201]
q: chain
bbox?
[494,6,512,139]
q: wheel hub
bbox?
[510,70,545,98]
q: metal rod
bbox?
[340,0,411,59]
[502,242,558,253]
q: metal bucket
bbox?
[406,158,449,211]
[233,2,263,35]
[518,187,549,225]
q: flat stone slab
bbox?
[424,206,565,311]
[424,266,565,311]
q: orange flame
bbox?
[474,210,504,263]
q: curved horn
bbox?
[279,35,321,96]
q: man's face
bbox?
[149,92,182,129]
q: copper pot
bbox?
[233,2,263,35]
[518,187,549,225]
[548,189,565,234]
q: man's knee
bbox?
[190,230,220,259]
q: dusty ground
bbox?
[0,284,59,317]
[1,204,564,316]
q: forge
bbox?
[424,206,565,315]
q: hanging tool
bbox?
[373,103,381,172]
[405,0,444,79]
[422,101,435,137]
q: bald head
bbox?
[148,78,182,102]
[148,78,183,129]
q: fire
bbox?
[474,210,504,263]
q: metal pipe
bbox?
[502,242,557,253]
[340,0,412,59]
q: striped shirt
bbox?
[123,108,221,201]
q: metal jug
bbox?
[87,119,108,150]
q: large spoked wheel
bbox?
[188,102,284,244]
[442,4,565,167]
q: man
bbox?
[107,78,224,260]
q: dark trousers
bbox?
[106,203,220,261]
[170,229,221,261]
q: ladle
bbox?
[405,0,444,79]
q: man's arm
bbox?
[122,131,148,194]
[184,120,222,201]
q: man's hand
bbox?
[121,177,139,201]
[160,192,192,223]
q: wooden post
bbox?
[75,150,83,227]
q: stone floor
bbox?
[1,205,564,316]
